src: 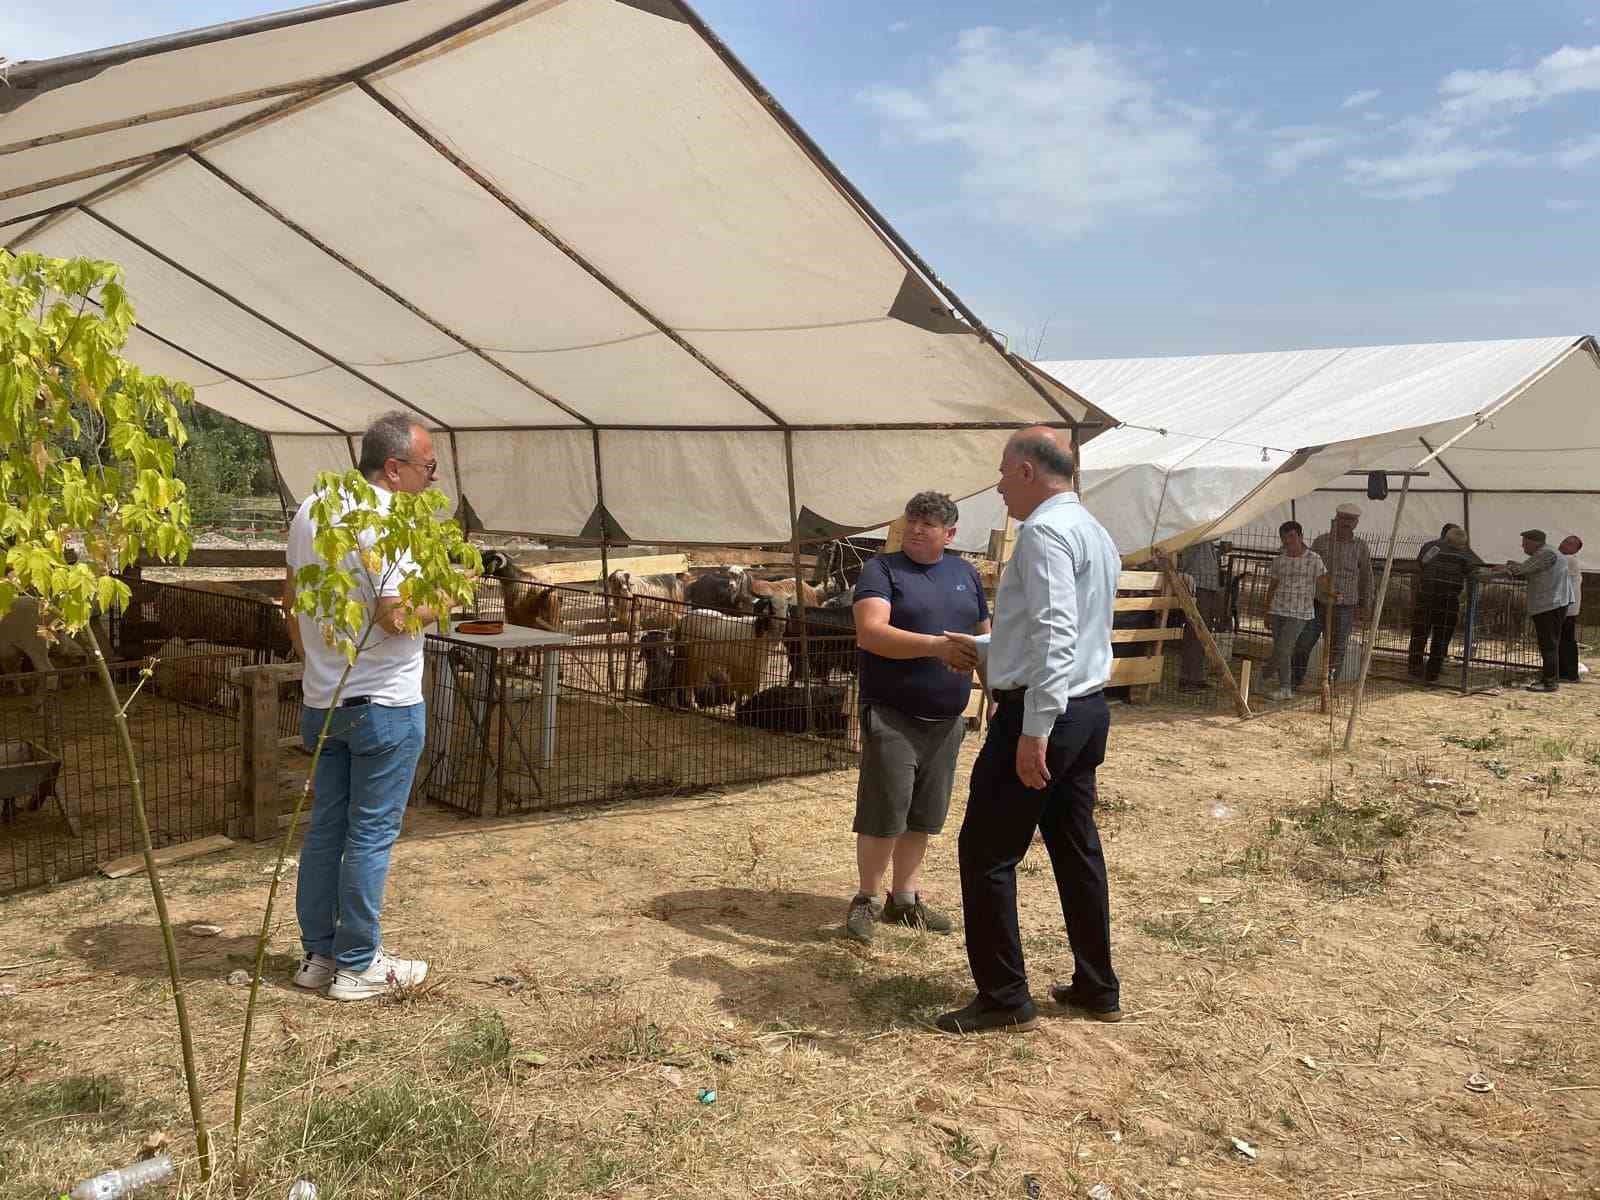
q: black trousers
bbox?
[1407,595,1460,680]
[1532,608,1563,685]
[1560,614,1581,682]
[958,691,1117,1011]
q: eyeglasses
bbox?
[395,458,439,476]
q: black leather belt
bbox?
[991,687,1105,705]
[341,695,371,707]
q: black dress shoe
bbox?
[1049,982,1124,1022]
[934,998,1038,1035]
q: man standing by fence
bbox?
[1177,539,1225,693]
[936,428,1121,1035]
[1408,523,1486,684]
[1559,535,1584,683]
[284,411,441,1001]
[1502,529,1573,694]
[1295,504,1372,688]
[846,492,990,942]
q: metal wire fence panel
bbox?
[0,653,242,894]
[417,581,861,817]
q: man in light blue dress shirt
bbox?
[937,427,1123,1034]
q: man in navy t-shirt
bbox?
[846,491,990,942]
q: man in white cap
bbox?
[1292,503,1372,688]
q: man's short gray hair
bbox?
[1011,432,1075,480]
[357,411,421,479]
[904,491,959,528]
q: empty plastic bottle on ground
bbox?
[69,1154,174,1200]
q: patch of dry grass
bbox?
[2,683,1599,1197]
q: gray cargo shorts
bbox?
[853,702,965,838]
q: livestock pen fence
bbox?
[227,575,864,838]
[0,574,300,893]
[1128,526,1548,715]
[0,652,245,894]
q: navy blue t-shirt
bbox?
[854,551,989,719]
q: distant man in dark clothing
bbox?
[1559,535,1584,683]
[1408,523,1485,683]
[1177,540,1224,691]
[1502,529,1574,693]
[846,492,990,942]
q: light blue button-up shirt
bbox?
[975,491,1119,737]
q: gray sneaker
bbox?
[882,893,954,934]
[845,894,883,942]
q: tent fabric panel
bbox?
[597,430,790,544]
[272,434,355,502]
[688,325,1063,426]
[377,0,904,334]
[198,85,760,425]
[3,98,284,197]
[488,340,771,426]
[93,159,580,427]
[27,210,409,431]
[0,0,496,142]
[790,429,1005,532]
[1441,348,1600,490]
[120,326,327,434]
[454,430,597,535]
[0,173,134,229]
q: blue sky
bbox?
[4,0,1597,358]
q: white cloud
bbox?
[1265,126,1349,176]
[1554,133,1600,168]
[1437,44,1600,124]
[861,27,1226,237]
[1345,145,1530,199]
[1341,88,1382,109]
[1340,44,1600,200]
[1546,198,1583,212]
[887,19,911,34]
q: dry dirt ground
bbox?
[2,682,1598,1200]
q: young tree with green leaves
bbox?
[0,250,212,1177]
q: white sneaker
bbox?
[327,948,428,1002]
[292,952,336,991]
[1273,687,1292,701]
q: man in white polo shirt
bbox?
[283,411,442,1001]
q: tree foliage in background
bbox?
[49,392,275,520]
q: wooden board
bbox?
[884,518,907,553]
[1111,626,1183,644]
[99,834,235,879]
[1113,595,1181,612]
[525,554,688,585]
[1117,570,1162,590]
[1107,656,1166,688]
[684,548,818,569]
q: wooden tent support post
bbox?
[1343,473,1412,749]
[1158,557,1251,717]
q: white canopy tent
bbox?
[1,0,1108,546]
[934,337,1600,571]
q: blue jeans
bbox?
[1291,604,1355,687]
[295,701,425,971]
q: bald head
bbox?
[997,426,1076,520]
[1006,426,1076,481]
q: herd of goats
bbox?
[479,551,861,736]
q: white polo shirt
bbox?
[286,486,425,709]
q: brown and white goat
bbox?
[480,550,563,632]
[672,595,790,706]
